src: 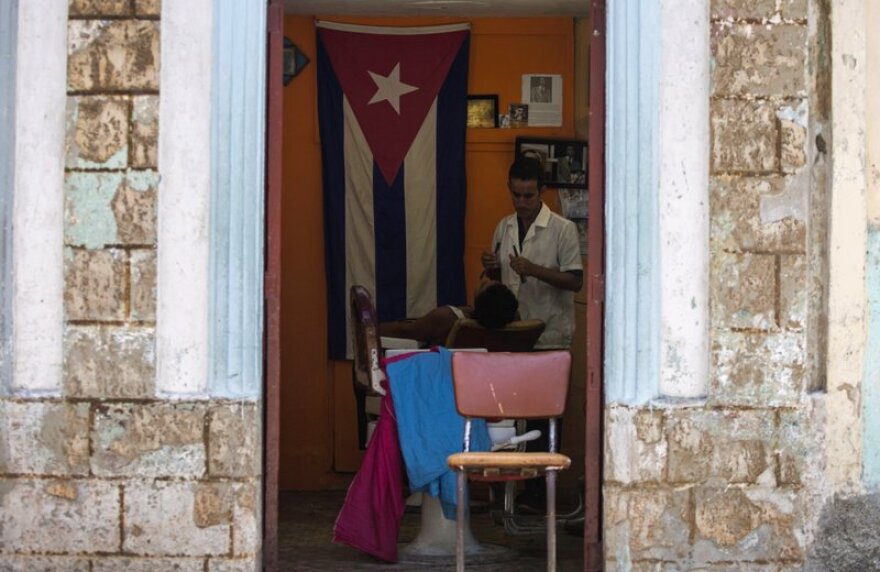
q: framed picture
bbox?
[514,136,588,189]
[466,94,499,128]
[508,103,529,128]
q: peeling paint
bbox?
[64,171,122,249]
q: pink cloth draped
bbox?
[332,389,405,562]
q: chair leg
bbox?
[456,470,466,572]
[546,470,558,572]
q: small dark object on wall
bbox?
[283,37,310,86]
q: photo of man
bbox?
[530,76,552,103]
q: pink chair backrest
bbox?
[450,351,571,419]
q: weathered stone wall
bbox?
[0,1,261,569]
[605,1,826,569]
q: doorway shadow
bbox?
[279,490,585,571]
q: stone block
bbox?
[130,249,157,321]
[693,486,804,563]
[69,0,130,16]
[64,325,155,398]
[604,485,693,562]
[779,254,806,329]
[233,482,260,556]
[780,119,807,172]
[208,403,261,478]
[134,0,162,17]
[666,412,713,483]
[777,409,818,487]
[131,96,159,169]
[0,478,120,553]
[782,0,808,19]
[666,409,775,485]
[68,20,160,91]
[0,401,90,475]
[711,0,776,19]
[65,95,128,169]
[112,170,158,245]
[124,480,230,556]
[710,331,804,407]
[712,0,807,20]
[92,558,203,572]
[64,248,127,321]
[711,252,776,330]
[710,175,807,252]
[208,559,260,572]
[66,171,157,248]
[712,100,779,173]
[0,555,91,572]
[605,563,680,572]
[678,565,781,571]
[712,23,806,97]
[92,402,205,477]
[65,171,124,249]
[605,406,666,484]
[194,482,234,528]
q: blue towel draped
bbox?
[386,348,491,519]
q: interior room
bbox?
[276,0,594,568]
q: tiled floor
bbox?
[278,489,585,571]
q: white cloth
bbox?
[447,305,466,320]
[491,203,582,349]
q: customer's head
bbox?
[472,282,519,330]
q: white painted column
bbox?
[826,0,867,490]
[861,0,880,488]
[208,0,266,399]
[658,0,710,398]
[11,0,67,394]
[604,0,661,404]
[0,0,17,388]
[156,0,214,396]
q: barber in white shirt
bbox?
[481,157,583,350]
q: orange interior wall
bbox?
[280,15,577,490]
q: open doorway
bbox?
[264,1,605,569]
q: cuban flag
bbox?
[317,21,470,359]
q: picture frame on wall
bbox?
[515,136,588,189]
[466,94,499,128]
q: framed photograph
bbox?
[515,136,588,189]
[508,103,529,128]
[466,94,499,128]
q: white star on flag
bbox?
[367,62,418,115]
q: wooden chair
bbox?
[447,351,572,572]
[444,318,545,352]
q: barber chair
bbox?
[349,286,504,563]
[448,351,572,572]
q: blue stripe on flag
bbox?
[317,37,348,359]
[435,35,469,307]
[374,164,407,322]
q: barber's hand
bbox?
[508,253,535,280]
[481,249,500,271]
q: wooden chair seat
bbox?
[448,451,571,481]
[448,451,571,471]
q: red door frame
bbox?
[261,2,606,569]
[263,0,284,569]
[584,0,606,569]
